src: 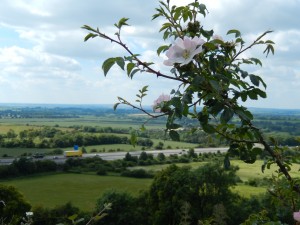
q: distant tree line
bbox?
[0,158,58,179]
[0,127,154,149]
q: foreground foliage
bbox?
[83,0,300,223]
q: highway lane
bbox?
[0,147,228,165]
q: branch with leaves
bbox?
[82,0,300,216]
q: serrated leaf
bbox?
[170,97,182,111]
[115,17,129,29]
[227,29,241,38]
[249,74,260,86]
[220,108,234,124]
[129,68,140,78]
[102,58,116,76]
[157,45,170,56]
[209,80,221,92]
[127,62,135,76]
[202,123,215,134]
[173,9,181,21]
[236,108,253,121]
[159,22,172,32]
[248,91,258,100]
[198,3,207,16]
[141,85,148,93]
[169,130,180,141]
[115,57,125,70]
[84,33,98,42]
[241,92,247,102]
[250,57,262,66]
[255,89,267,98]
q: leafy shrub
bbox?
[121,169,154,178]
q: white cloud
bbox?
[0,0,299,108]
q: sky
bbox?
[0,0,299,109]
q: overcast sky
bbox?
[0,0,299,109]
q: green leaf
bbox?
[140,124,146,132]
[209,80,221,92]
[249,74,260,86]
[202,124,215,134]
[114,17,129,29]
[102,58,116,76]
[227,29,241,38]
[173,9,182,21]
[224,155,231,170]
[130,131,137,147]
[170,97,182,109]
[129,68,140,78]
[255,89,267,98]
[159,22,172,32]
[235,108,253,121]
[84,33,98,42]
[248,91,258,100]
[94,213,108,221]
[220,108,234,124]
[241,92,247,102]
[75,218,85,224]
[198,3,207,16]
[250,57,263,66]
[127,63,135,76]
[167,123,182,129]
[252,147,263,155]
[113,103,120,111]
[141,85,148,93]
[263,44,275,57]
[157,45,170,56]
[169,130,180,141]
[68,214,78,221]
[115,57,125,70]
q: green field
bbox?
[0,147,53,157]
[2,160,295,211]
[0,115,166,129]
[0,173,152,212]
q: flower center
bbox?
[182,50,191,59]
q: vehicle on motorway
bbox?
[64,150,82,157]
[32,153,45,158]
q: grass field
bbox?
[0,173,152,212]
[0,116,166,129]
[2,160,295,211]
[0,171,265,212]
[0,147,53,157]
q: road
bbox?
[0,147,228,165]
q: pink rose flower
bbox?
[153,94,170,112]
[163,36,205,66]
[294,210,300,222]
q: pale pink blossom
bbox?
[212,34,223,41]
[294,211,300,222]
[153,93,170,112]
[163,36,205,66]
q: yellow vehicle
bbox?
[64,150,82,157]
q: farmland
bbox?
[2,159,299,212]
[1,104,300,223]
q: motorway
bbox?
[0,147,228,165]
